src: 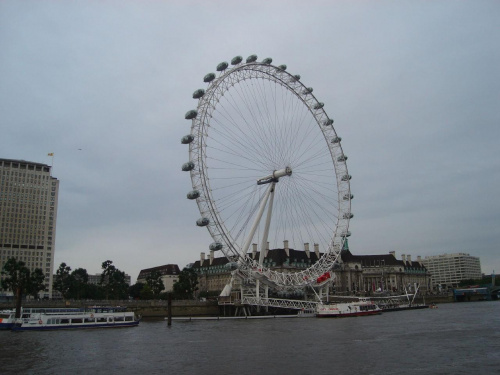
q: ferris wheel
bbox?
[182,55,352,289]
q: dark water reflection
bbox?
[1,302,499,375]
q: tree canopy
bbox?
[53,260,128,300]
[1,258,45,317]
[146,270,165,298]
[173,267,199,299]
[100,260,128,300]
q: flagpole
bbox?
[47,153,54,173]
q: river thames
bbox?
[1,301,499,375]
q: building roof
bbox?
[0,158,51,168]
[340,249,427,270]
[193,248,323,269]
[191,248,427,272]
[137,264,181,280]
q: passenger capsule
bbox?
[262,57,272,64]
[277,64,287,71]
[209,242,223,251]
[187,190,200,200]
[216,61,229,71]
[192,89,205,99]
[343,193,354,200]
[203,73,216,82]
[302,87,313,94]
[181,134,194,144]
[196,217,210,227]
[340,231,352,238]
[293,74,301,81]
[331,136,342,144]
[231,56,243,65]
[185,110,198,120]
[343,213,354,219]
[337,155,348,162]
[323,119,334,126]
[341,174,352,181]
[182,162,195,171]
[246,54,258,63]
[225,262,238,270]
[313,102,324,110]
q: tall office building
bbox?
[422,253,482,289]
[0,158,59,298]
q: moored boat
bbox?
[316,299,382,318]
[0,310,17,330]
[11,306,139,331]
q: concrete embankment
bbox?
[0,295,454,318]
[0,300,219,318]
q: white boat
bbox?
[2,307,84,330]
[316,299,382,318]
[11,306,140,331]
[0,309,17,330]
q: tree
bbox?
[146,271,165,298]
[100,260,128,300]
[140,283,154,300]
[27,268,46,298]
[70,268,89,300]
[128,282,144,300]
[1,258,45,318]
[173,267,199,300]
[54,262,72,299]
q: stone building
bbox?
[191,241,430,296]
[137,264,181,292]
[192,242,323,295]
[337,250,430,294]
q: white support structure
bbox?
[187,56,353,303]
[242,296,318,313]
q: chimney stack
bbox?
[252,243,257,259]
[417,255,422,262]
[201,252,205,265]
[304,243,310,259]
[401,254,406,264]
[407,254,412,263]
[314,243,320,258]
[284,240,289,257]
[389,251,396,258]
[210,250,214,265]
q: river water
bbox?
[1,301,499,375]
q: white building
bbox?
[0,158,59,298]
[422,253,482,289]
[137,264,181,292]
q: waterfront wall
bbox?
[0,300,220,318]
[0,295,455,317]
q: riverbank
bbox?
[0,299,220,318]
[0,295,455,318]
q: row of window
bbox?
[45,316,134,325]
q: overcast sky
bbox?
[1,1,499,283]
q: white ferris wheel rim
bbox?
[184,56,352,288]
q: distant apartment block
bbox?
[0,158,59,298]
[422,253,482,288]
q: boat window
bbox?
[84,318,94,323]
[96,317,106,323]
[71,318,83,324]
[115,316,124,322]
[61,318,70,324]
[125,316,133,322]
